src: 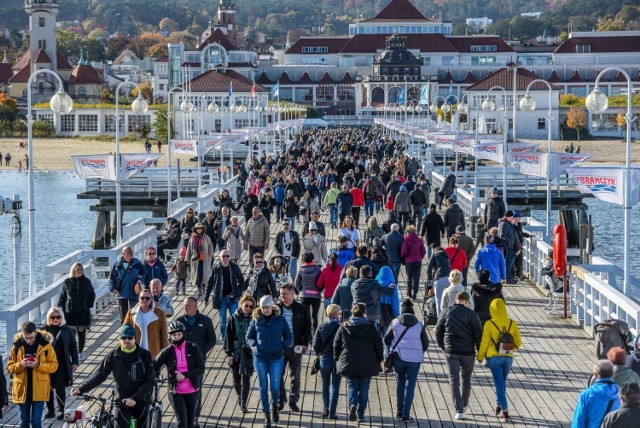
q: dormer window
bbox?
[576,44,591,53]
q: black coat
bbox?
[206,262,245,308]
[57,275,96,326]
[427,249,451,281]
[154,341,205,393]
[334,319,383,378]
[485,197,506,228]
[44,325,79,386]
[434,304,482,356]
[277,300,312,346]
[246,268,277,302]
[313,320,341,359]
[601,402,640,428]
[275,230,301,258]
[443,203,465,236]
[421,211,445,247]
[471,282,504,323]
[174,312,217,356]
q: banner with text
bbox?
[567,167,640,206]
[507,152,590,178]
[473,142,540,163]
[72,155,117,180]
[120,154,162,179]
[170,139,198,155]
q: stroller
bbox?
[268,255,293,289]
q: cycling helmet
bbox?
[168,321,185,335]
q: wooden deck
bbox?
[2,207,593,427]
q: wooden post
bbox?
[104,210,111,246]
[92,211,106,249]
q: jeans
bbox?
[487,356,513,411]
[364,200,375,218]
[319,358,341,415]
[288,257,298,284]
[219,296,239,339]
[412,209,424,231]
[169,392,199,428]
[405,262,421,296]
[323,298,332,314]
[505,247,515,281]
[231,361,252,405]
[328,205,338,227]
[254,356,284,413]
[444,353,475,413]
[279,348,302,405]
[346,376,371,418]
[249,245,265,261]
[287,216,296,230]
[394,358,420,418]
[118,298,138,324]
[19,400,44,428]
[275,203,283,221]
[462,266,469,288]
[390,262,401,283]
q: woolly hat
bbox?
[119,324,136,338]
[259,295,274,308]
[401,299,415,315]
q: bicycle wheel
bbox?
[149,406,162,428]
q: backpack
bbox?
[365,181,377,199]
[490,320,516,355]
[594,319,632,359]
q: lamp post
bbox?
[26,69,72,296]
[457,93,476,194]
[586,67,636,296]
[115,81,149,244]
[166,87,185,215]
[519,79,555,239]
[483,86,508,209]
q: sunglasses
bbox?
[50,315,61,320]
[140,296,152,301]
[255,261,264,265]
[243,305,255,309]
[121,336,135,341]
[221,255,230,258]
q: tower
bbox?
[25,0,59,72]
[216,0,237,43]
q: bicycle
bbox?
[148,376,164,428]
[73,388,117,428]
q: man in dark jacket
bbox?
[601,382,640,428]
[302,210,326,237]
[275,220,301,282]
[382,211,404,235]
[382,224,404,280]
[175,297,217,356]
[443,198,465,241]
[434,292,482,420]
[484,188,506,229]
[213,206,231,251]
[204,250,245,340]
[337,184,354,224]
[109,246,145,324]
[340,245,379,281]
[409,186,428,231]
[351,265,395,323]
[454,225,476,288]
[71,324,155,427]
[277,284,312,412]
[498,211,519,284]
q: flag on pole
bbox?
[228,81,233,98]
[72,155,117,180]
[120,154,162,179]
[419,84,429,105]
[566,167,640,206]
[272,82,280,98]
[396,86,406,104]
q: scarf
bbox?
[193,234,204,254]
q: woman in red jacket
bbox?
[445,236,467,273]
[317,253,343,312]
[350,182,365,228]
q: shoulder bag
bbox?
[384,325,411,369]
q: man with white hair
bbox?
[382,223,404,280]
[573,360,620,428]
[150,279,174,317]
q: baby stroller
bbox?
[269,255,293,289]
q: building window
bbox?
[36,113,54,126]
[128,115,151,133]
[78,114,98,132]
[301,46,328,53]
[471,56,496,66]
[576,44,591,53]
[337,87,354,102]
[104,114,125,133]
[39,17,45,27]
[371,87,384,104]
[538,118,546,130]
[422,57,430,66]
[442,56,454,66]
[470,45,497,52]
[235,119,249,128]
[38,39,46,50]
[78,87,86,96]
[60,114,75,133]
[316,86,333,102]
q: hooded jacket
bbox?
[477,299,522,361]
[474,243,507,283]
[313,318,341,359]
[376,266,400,319]
[427,249,451,281]
[381,211,404,235]
[401,232,426,264]
[154,341,205,393]
[444,203,465,236]
[471,281,504,323]
[384,313,429,363]
[7,330,58,403]
[352,277,395,321]
[295,263,323,299]
[421,211,445,247]
[331,277,355,321]
[246,306,292,361]
[572,379,620,428]
[485,196,506,228]
[333,317,383,378]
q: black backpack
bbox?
[594,319,632,359]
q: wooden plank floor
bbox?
[2,205,593,427]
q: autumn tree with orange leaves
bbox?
[566,106,587,143]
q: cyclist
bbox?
[155,321,205,428]
[71,324,154,428]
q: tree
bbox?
[0,93,19,124]
[131,82,153,101]
[567,107,587,143]
[152,108,170,142]
[159,17,179,32]
[127,32,166,58]
[87,28,109,41]
[106,34,130,61]
[560,94,583,107]
[616,109,626,138]
[56,30,83,59]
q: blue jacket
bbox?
[572,378,620,428]
[109,257,145,299]
[274,184,286,204]
[376,266,399,318]
[246,306,292,361]
[474,244,506,283]
[329,247,355,268]
[337,191,353,215]
[142,260,168,286]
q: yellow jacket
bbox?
[7,330,59,403]
[477,299,522,362]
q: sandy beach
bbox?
[0,136,636,170]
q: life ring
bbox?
[553,224,567,277]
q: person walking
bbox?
[174,296,216,358]
[71,324,155,428]
[224,295,256,413]
[57,262,95,360]
[331,266,358,321]
[337,184,354,225]
[204,250,245,341]
[601,383,640,428]
[401,225,426,300]
[186,224,216,296]
[334,303,384,423]
[498,211,519,284]
[323,182,340,229]
[477,298,522,421]
[142,246,168,287]
[434,291,482,420]
[443,198,465,242]
[302,222,328,268]
[222,216,245,264]
[441,270,474,311]
[420,203,445,258]
[122,288,168,358]
[471,270,504,324]
[454,225,476,288]
[312,304,342,420]
[426,246,451,315]
[351,265,396,325]
[245,253,278,303]
[43,308,78,420]
[317,253,342,310]
[384,299,429,423]
[109,246,145,324]
[484,188,506,229]
[150,279,174,317]
[154,321,205,428]
[8,322,58,428]
[245,207,271,260]
[295,252,323,332]
[475,235,507,284]
[382,223,404,280]
[274,218,301,282]
[246,295,292,428]
[572,360,620,428]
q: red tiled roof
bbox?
[439,70,456,84]
[365,0,432,22]
[547,70,562,83]
[56,51,73,70]
[182,69,268,93]
[228,62,255,68]
[13,51,30,71]
[339,34,455,54]
[296,72,313,84]
[589,70,600,82]
[465,67,555,91]
[610,71,628,82]
[554,36,640,54]
[286,37,350,54]
[277,72,294,84]
[317,72,334,85]
[197,28,240,51]
[33,49,52,64]
[255,72,272,85]
[155,56,168,63]
[68,63,102,84]
[567,69,583,83]
[461,70,476,84]
[337,72,356,85]
[447,36,515,54]
[0,63,13,84]
[8,65,31,83]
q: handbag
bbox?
[310,357,321,375]
[384,325,411,369]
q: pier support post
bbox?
[92,211,106,249]
[104,210,111,247]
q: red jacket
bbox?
[445,246,468,272]
[350,188,364,207]
[316,263,343,298]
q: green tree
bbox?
[152,108,171,142]
[56,30,83,58]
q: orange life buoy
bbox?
[553,224,567,277]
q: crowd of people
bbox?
[6,126,621,428]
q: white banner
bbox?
[567,167,625,205]
[549,153,591,178]
[506,153,545,177]
[509,143,541,154]
[120,154,161,179]
[170,139,198,155]
[72,155,117,180]
[473,142,540,163]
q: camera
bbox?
[285,243,292,252]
